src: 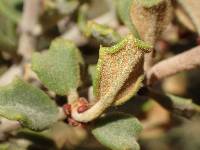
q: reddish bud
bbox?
[68,118,80,127]
[63,104,71,116]
[77,105,89,113]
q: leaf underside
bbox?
[94,35,152,106]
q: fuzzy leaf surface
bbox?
[0,78,58,130]
[92,112,143,150]
[32,38,84,95]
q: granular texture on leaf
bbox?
[94,35,152,106]
[86,21,121,46]
[0,78,58,130]
[32,38,84,95]
[131,0,172,44]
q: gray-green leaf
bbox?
[32,38,84,95]
[0,78,58,130]
[92,112,143,150]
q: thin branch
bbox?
[148,89,200,119]
[146,45,200,85]
[0,118,20,133]
[0,65,23,86]
[18,0,41,61]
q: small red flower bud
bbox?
[68,118,80,127]
[77,105,89,113]
[63,104,71,116]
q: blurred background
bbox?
[0,0,200,150]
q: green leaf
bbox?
[0,143,9,150]
[0,78,58,130]
[92,112,143,150]
[117,0,140,38]
[94,35,152,106]
[86,21,121,46]
[32,38,84,95]
[0,0,21,23]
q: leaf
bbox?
[92,112,143,150]
[176,0,200,35]
[0,0,21,23]
[0,78,58,130]
[94,35,152,106]
[32,38,84,95]
[86,21,121,46]
[116,0,140,38]
[130,0,173,44]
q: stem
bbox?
[67,89,79,104]
[71,55,141,122]
[0,118,20,133]
[18,0,41,61]
[148,89,200,118]
[147,45,200,85]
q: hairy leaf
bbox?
[92,112,143,150]
[0,78,58,130]
[32,38,84,95]
[130,0,172,44]
[86,21,121,46]
[94,35,152,106]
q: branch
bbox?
[148,89,200,119]
[18,0,41,61]
[0,118,20,133]
[146,45,200,85]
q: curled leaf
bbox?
[32,38,84,96]
[0,78,58,130]
[130,0,173,44]
[85,21,121,46]
[94,34,152,106]
[71,35,152,123]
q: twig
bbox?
[0,118,21,133]
[0,65,23,86]
[18,0,41,61]
[146,45,200,85]
[148,89,200,119]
